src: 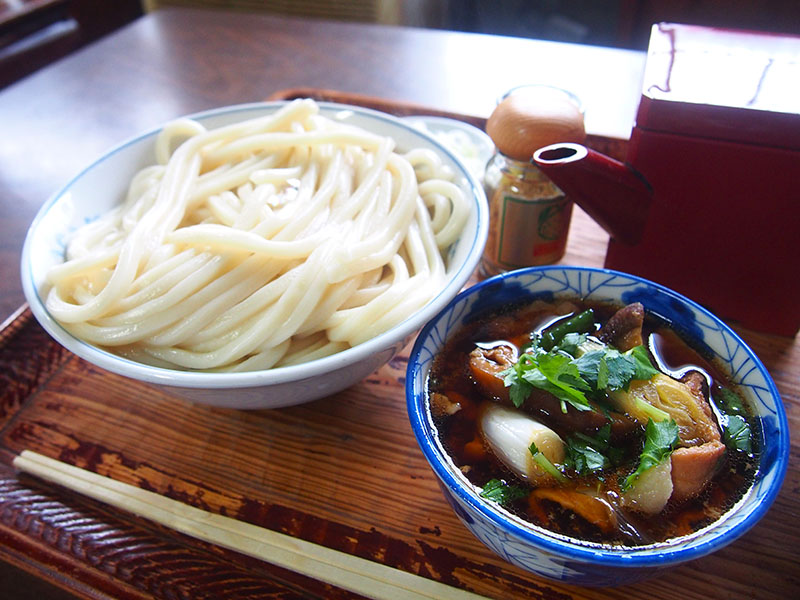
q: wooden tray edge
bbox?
[267,87,629,160]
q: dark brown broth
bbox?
[426,298,759,548]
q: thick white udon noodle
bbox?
[44,99,471,372]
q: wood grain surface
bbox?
[1,7,797,600]
[2,198,798,600]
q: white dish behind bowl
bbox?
[21,102,489,409]
[402,116,495,182]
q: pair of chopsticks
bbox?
[13,451,489,600]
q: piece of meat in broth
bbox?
[670,439,726,502]
[469,344,516,403]
[596,302,644,351]
[671,371,726,502]
[429,392,463,418]
[530,488,618,533]
[680,371,721,443]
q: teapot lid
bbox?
[636,23,800,150]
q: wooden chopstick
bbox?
[13,450,489,600]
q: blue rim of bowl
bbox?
[406,265,789,567]
[21,101,489,388]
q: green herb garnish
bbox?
[627,345,661,381]
[480,478,529,505]
[529,441,567,483]
[501,340,659,413]
[717,387,747,415]
[502,350,592,413]
[555,332,588,356]
[621,418,680,492]
[723,415,753,454]
[716,387,753,454]
[564,424,623,475]
[575,345,659,392]
[565,437,608,475]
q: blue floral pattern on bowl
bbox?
[406,266,789,586]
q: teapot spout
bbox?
[532,143,652,246]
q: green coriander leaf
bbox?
[602,348,638,390]
[529,442,568,482]
[573,350,605,390]
[596,353,610,391]
[525,370,591,412]
[534,352,587,387]
[565,424,621,475]
[723,415,753,454]
[644,417,680,452]
[564,438,608,475]
[579,445,607,472]
[627,345,660,381]
[554,332,588,357]
[480,478,529,505]
[575,345,659,393]
[595,423,612,447]
[717,387,747,415]
[501,342,602,413]
[587,423,626,465]
[501,355,536,408]
[508,382,532,409]
[503,371,533,409]
[522,352,592,412]
[621,418,680,492]
[714,386,752,454]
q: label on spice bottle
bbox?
[490,193,572,268]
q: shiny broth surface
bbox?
[425,298,759,547]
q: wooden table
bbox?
[1,7,797,600]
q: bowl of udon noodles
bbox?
[21,99,488,409]
[406,266,788,586]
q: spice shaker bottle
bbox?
[480,85,586,278]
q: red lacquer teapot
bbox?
[533,23,800,336]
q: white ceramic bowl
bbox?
[21,102,489,409]
[406,266,789,586]
[402,115,495,182]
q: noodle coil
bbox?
[44,99,471,372]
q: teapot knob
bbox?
[486,85,586,161]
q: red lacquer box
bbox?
[590,24,800,336]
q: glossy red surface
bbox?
[536,23,800,336]
[637,22,800,148]
[608,126,799,336]
[533,143,652,246]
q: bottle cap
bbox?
[486,85,586,161]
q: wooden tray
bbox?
[2,91,797,600]
[267,87,629,161]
